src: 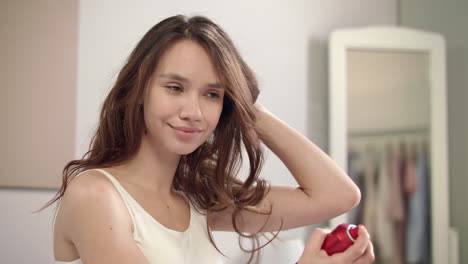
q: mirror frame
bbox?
[328,26,449,263]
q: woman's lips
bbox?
[171,125,202,140]
[171,126,202,132]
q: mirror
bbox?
[328,26,449,263]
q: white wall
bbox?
[0,190,56,264]
[1,1,396,263]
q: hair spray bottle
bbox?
[321,223,359,255]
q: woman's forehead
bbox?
[154,40,220,83]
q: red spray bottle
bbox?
[321,223,359,255]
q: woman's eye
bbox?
[166,86,182,92]
[206,92,220,99]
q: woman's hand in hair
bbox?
[252,103,270,139]
[296,226,375,264]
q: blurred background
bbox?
[0,0,466,263]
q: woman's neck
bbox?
[113,136,181,198]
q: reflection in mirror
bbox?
[346,49,431,263]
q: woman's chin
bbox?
[173,145,200,156]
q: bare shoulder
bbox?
[56,169,133,243]
[54,169,150,263]
[63,169,122,204]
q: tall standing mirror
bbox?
[328,27,449,263]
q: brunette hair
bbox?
[44,15,280,263]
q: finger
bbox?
[353,241,375,264]
[305,228,331,254]
[340,225,370,261]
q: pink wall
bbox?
[0,0,78,189]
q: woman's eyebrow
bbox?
[159,73,190,83]
[159,73,223,89]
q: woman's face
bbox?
[143,39,225,155]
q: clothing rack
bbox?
[346,126,431,264]
[348,126,430,158]
[348,126,429,138]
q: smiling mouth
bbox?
[170,124,203,140]
[170,125,203,132]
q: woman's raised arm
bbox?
[209,104,360,233]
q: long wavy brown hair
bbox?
[43,15,281,263]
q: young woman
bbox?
[48,15,374,264]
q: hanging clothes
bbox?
[361,147,379,239]
[406,144,431,263]
[375,144,396,263]
[347,150,365,225]
[388,142,408,264]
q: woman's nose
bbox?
[179,95,202,121]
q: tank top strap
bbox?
[92,169,139,234]
[52,169,115,232]
[93,169,134,201]
[53,169,139,263]
[92,169,197,239]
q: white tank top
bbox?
[54,169,223,264]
